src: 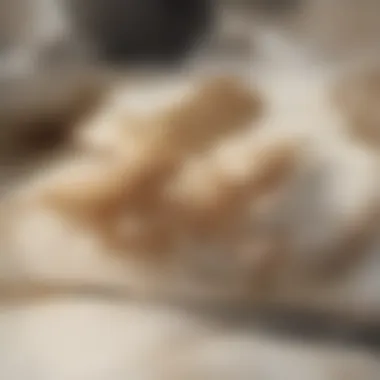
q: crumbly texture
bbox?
[0,68,380,379]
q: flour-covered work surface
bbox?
[0,62,379,379]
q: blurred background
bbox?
[2,0,380,72]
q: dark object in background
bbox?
[69,0,213,66]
